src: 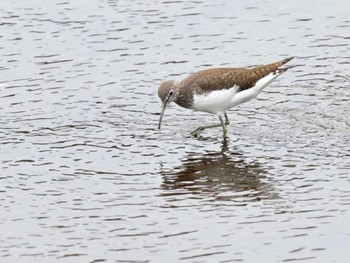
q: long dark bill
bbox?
[158,102,167,129]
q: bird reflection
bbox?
[160,140,279,202]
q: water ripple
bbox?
[1,0,350,262]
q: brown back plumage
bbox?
[181,57,294,93]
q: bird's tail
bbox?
[251,57,294,78]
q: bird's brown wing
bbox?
[182,57,294,93]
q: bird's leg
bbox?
[224,113,230,125]
[190,123,222,137]
[190,114,228,138]
[219,115,228,138]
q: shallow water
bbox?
[1,0,350,262]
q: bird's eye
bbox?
[169,90,174,96]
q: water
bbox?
[1,0,350,262]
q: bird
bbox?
[157,57,294,138]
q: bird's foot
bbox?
[190,127,205,137]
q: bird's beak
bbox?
[158,101,168,129]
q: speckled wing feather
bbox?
[182,57,294,94]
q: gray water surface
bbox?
[1,0,350,262]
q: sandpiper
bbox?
[158,57,294,138]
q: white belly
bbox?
[191,72,280,115]
[192,87,237,114]
[192,85,258,114]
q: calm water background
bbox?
[1,0,350,262]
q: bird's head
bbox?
[157,80,178,129]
